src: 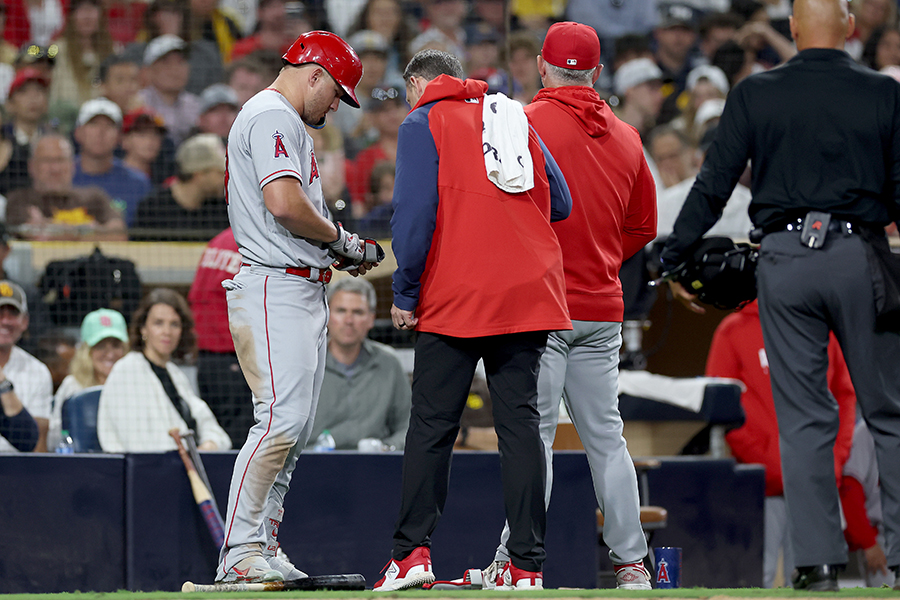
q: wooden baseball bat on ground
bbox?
[169,428,225,549]
[181,573,367,592]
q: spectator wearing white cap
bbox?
[190,83,240,142]
[612,57,665,139]
[137,34,202,146]
[73,97,152,226]
[132,133,229,240]
[669,64,730,143]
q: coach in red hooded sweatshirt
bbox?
[492,21,658,590]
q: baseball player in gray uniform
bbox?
[215,31,373,584]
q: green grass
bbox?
[3,588,897,600]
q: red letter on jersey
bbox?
[309,149,320,184]
[273,131,289,158]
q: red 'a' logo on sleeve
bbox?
[273,131,289,158]
[309,149,320,184]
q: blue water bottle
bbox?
[654,547,682,588]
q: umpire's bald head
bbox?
[790,0,854,50]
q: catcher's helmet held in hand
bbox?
[283,31,363,108]
[673,236,758,310]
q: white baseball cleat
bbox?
[496,561,543,590]
[217,555,284,584]
[372,547,435,592]
[267,548,308,581]
[614,562,652,590]
[481,560,507,589]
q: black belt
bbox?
[761,217,860,237]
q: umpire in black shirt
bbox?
[660,0,900,591]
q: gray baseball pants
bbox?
[757,230,900,569]
[495,321,647,566]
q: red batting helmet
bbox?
[283,31,363,108]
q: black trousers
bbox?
[197,350,254,449]
[758,230,900,569]
[392,331,549,572]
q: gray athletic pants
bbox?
[495,321,647,566]
[757,229,900,569]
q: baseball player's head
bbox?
[282,30,363,127]
[538,22,602,88]
[402,49,464,108]
[789,0,853,50]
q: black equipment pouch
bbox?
[800,211,831,249]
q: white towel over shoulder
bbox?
[482,92,534,193]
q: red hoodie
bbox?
[391,75,572,337]
[706,300,856,496]
[525,86,657,322]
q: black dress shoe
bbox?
[791,565,839,591]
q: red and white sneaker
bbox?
[373,547,435,592]
[614,562,652,590]
[496,561,543,590]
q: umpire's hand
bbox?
[668,280,707,315]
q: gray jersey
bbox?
[226,89,331,269]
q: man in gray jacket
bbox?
[309,277,410,450]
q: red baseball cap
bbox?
[123,107,166,134]
[8,67,49,97]
[541,22,601,70]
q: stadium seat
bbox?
[61,386,104,453]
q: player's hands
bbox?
[391,304,418,330]
[668,280,706,314]
[332,238,385,275]
[327,222,365,263]
[864,543,888,575]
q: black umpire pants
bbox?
[757,229,900,569]
[392,330,549,572]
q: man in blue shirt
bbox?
[73,97,151,226]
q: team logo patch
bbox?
[273,131,289,158]
[309,149,320,184]
[656,559,670,584]
[567,58,577,66]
